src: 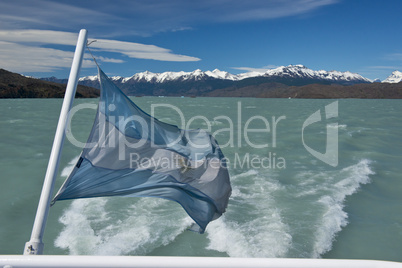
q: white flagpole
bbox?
[24,29,88,255]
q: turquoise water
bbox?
[0,97,401,261]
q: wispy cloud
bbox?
[0,0,120,32]
[0,30,78,46]
[367,65,402,70]
[209,0,339,22]
[359,65,402,80]
[383,53,402,61]
[0,41,93,73]
[88,39,200,62]
[232,65,278,73]
[0,0,339,36]
[359,51,402,79]
[0,30,200,73]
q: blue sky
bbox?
[0,0,401,80]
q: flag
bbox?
[52,67,231,233]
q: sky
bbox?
[0,0,401,80]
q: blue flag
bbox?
[52,67,231,233]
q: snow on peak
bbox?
[79,75,97,82]
[264,65,312,76]
[383,70,402,83]
[79,65,371,84]
[205,69,238,80]
[122,69,236,83]
[260,65,370,83]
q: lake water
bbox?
[0,97,401,262]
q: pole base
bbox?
[24,241,44,255]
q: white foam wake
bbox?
[207,159,373,258]
[292,159,374,257]
[311,159,374,257]
[55,197,192,255]
[55,158,373,258]
[206,169,292,257]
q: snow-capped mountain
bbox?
[41,65,377,97]
[261,65,371,83]
[383,70,402,83]
[78,65,371,85]
[103,69,239,84]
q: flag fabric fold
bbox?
[52,67,231,233]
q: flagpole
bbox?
[24,29,88,255]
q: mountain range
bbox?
[1,65,401,98]
[79,64,376,83]
[41,64,401,97]
[44,65,402,96]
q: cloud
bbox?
[383,53,402,61]
[0,0,119,32]
[367,65,402,70]
[232,65,278,73]
[0,30,78,46]
[88,39,200,62]
[0,29,200,73]
[94,56,125,64]
[207,0,339,22]
[0,41,88,73]
[359,53,402,79]
[0,0,339,36]
[358,65,402,81]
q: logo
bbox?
[302,101,338,167]
[66,100,339,169]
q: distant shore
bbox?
[2,68,402,99]
[0,69,99,98]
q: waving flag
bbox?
[52,67,231,233]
